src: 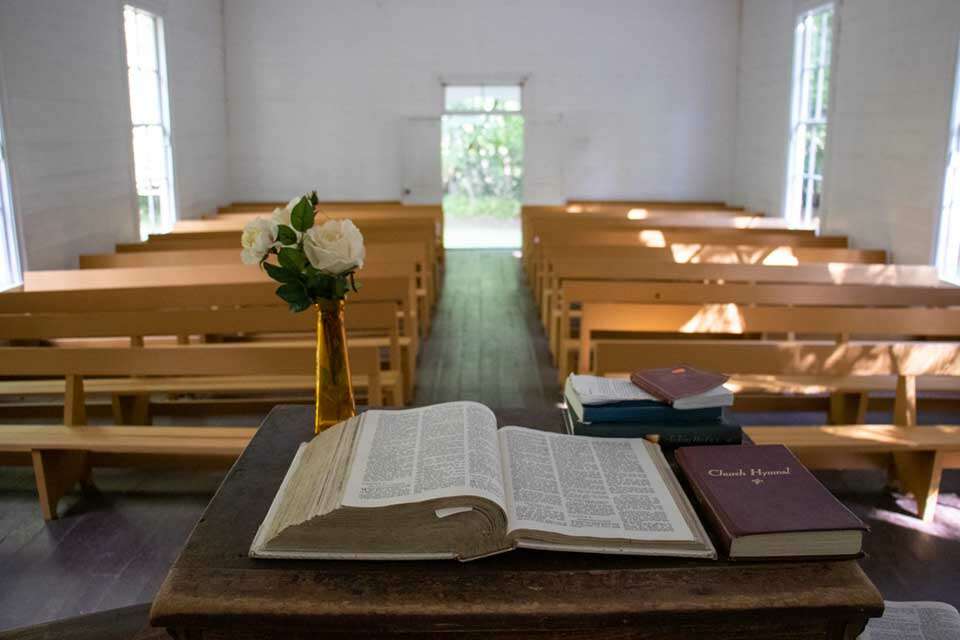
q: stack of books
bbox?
[562,369,741,446]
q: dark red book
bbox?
[675,444,866,559]
[630,365,729,403]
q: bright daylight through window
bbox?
[785,5,833,227]
[124,5,176,240]
[936,42,960,284]
[442,85,523,248]
[0,97,20,291]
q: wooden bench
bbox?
[79,242,436,316]
[549,264,949,375]
[525,227,849,288]
[0,342,334,519]
[535,246,890,326]
[592,339,960,521]
[0,298,403,414]
[578,302,960,420]
[20,265,420,394]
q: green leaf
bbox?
[309,191,319,206]
[275,224,297,245]
[278,247,306,271]
[276,282,311,313]
[306,273,335,300]
[291,196,314,232]
[263,261,300,284]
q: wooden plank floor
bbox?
[413,250,560,410]
[0,249,959,633]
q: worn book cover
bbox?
[675,444,866,559]
[630,366,730,403]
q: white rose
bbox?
[240,217,278,264]
[303,219,365,275]
[271,196,300,228]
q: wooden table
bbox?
[149,406,883,639]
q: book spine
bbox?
[582,406,722,424]
[675,450,734,557]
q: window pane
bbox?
[123,7,138,66]
[128,68,161,125]
[135,11,158,71]
[0,121,21,289]
[445,86,483,111]
[132,125,167,192]
[445,85,522,112]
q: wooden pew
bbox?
[0,343,341,519]
[78,243,436,335]
[217,200,403,213]
[535,245,890,325]
[0,300,404,413]
[526,227,849,288]
[578,302,960,418]
[548,264,948,375]
[24,262,419,346]
[592,340,960,521]
[12,270,419,402]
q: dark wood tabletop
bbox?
[150,405,883,640]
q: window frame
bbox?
[935,40,960,284]
[122,3,178,240]
[784,2,836,228]
[0,48,23,291]
[442,84,523,116]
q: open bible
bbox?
[250,402,716,561]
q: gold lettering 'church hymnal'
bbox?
[250,402,716,561]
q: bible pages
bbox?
[251,401,715,561]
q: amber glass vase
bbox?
[314,299,357,433]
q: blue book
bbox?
[575,402,723,425]
[561,408,742,445]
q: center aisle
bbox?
[414,250,561,413]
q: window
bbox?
[785,5,834,227]
[123,5,176,240]
[936,43,960,283]
[0,96,21,291]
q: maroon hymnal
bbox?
[675,444,867,559]
[630,365,729,403]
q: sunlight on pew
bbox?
[678,303,745,333]
[761,247,801,265]
[733,216,762,228]
[638,230,666,247]
[566,205,583,213]
[627,208,649,220]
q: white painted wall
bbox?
[825,0,960,263]
[223,0,741,204]
[0,0,228,270]
[165,0,230,222]
[733,0,960,263]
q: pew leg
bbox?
[31,450,92,521]
[111,394,152,425]
[894,375,917,427]
[829,392,868,425]
[892,450,943,522]
[64,374,87,426]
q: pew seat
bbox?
[0,425,257,520]
[744,425,960,523]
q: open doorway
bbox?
[442,85,523,248]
